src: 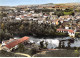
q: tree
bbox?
[45,42,48,49]
[63,12,74,16]
[0,29,4,42]
[40,41,44,49]
[63,8,74,16]
[30,48,37,55]
[54,11,64,17]
[64,8,73,12]
[0,12,7,19]
[73,48,79,57]
[1,23,4,29]
[19,24,24,31]
[17,43,25,52]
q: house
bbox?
[57,29,75,37]
[60,20,64,23]
[43,15,48,18]
[1,36,29,52]
[30,10,34,13]
[59,15,72,21]
[52,19,59,25]
[76,16,80,19]
[65,25,69,29]
[19,15,24,19]
[32,13,39,17]
[72,20,77,24]
[15,16,21,20]
[38,18,44,24]
[68,30,75,38]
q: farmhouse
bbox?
[1,36,29,52]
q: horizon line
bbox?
[0,2,80,6]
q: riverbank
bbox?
[0,49,80,57]
[0,36,80,57]
[33,49,80,57]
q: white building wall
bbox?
[1,41,6,47]
[65,26,69,29]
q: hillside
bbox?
[55,3,80,6]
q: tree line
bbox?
[0,20,57,42]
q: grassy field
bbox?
[33,49,80,57]
[0,49,80,57]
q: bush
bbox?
[55,32,68,37]
[64,12,74,15]
[29,48,37,56]
[54,11,64,17]
[17,43,25,52]
[73,50,79,57]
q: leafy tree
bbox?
[0,13,7,19]
[64,12,74,16]
[0,29,4,42]
[64,8,73,12]
[40,41,44,48]
[30,48,37,55]
[54,11,64,17]
[45,42,48,49]
[17,43,25,52]
[73,48,79,57]
[19,24,24,31]
[1,23,4,29]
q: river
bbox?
[14,36,80,49]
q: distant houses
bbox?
[0,5,80,38]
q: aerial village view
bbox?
[0,0,80,57]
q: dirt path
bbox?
[32,51,47,57]
[15,53,31,57]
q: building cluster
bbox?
[0,5,80,37]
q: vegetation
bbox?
[17,43,26,52]
[35,9,54,13]
[75,9,80,12]
[33,50,80,57]
[0,50,24,57]
[75,33,80,38]
[0,12,7,19]
[54,10,64,17]
[29,48,37,56]
[53,8,75,17]
[63,12,74,15]
[0,20,58,42]
[73,50,79,57]
[55,32,68,37]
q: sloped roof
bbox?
[68,30,74,33]
[5,36,29,49]
[57,29,74,33]
[57,29,69,31]
[3,39,16,44]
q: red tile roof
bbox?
[57,29,74,33]
[57,29,69,31]
[5,36,29,49]
[3,39,16,44]
[68,30,74,33]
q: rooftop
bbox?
[5,36,29,49]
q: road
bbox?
[15,53,31,57]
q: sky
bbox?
[0,0,80,6]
